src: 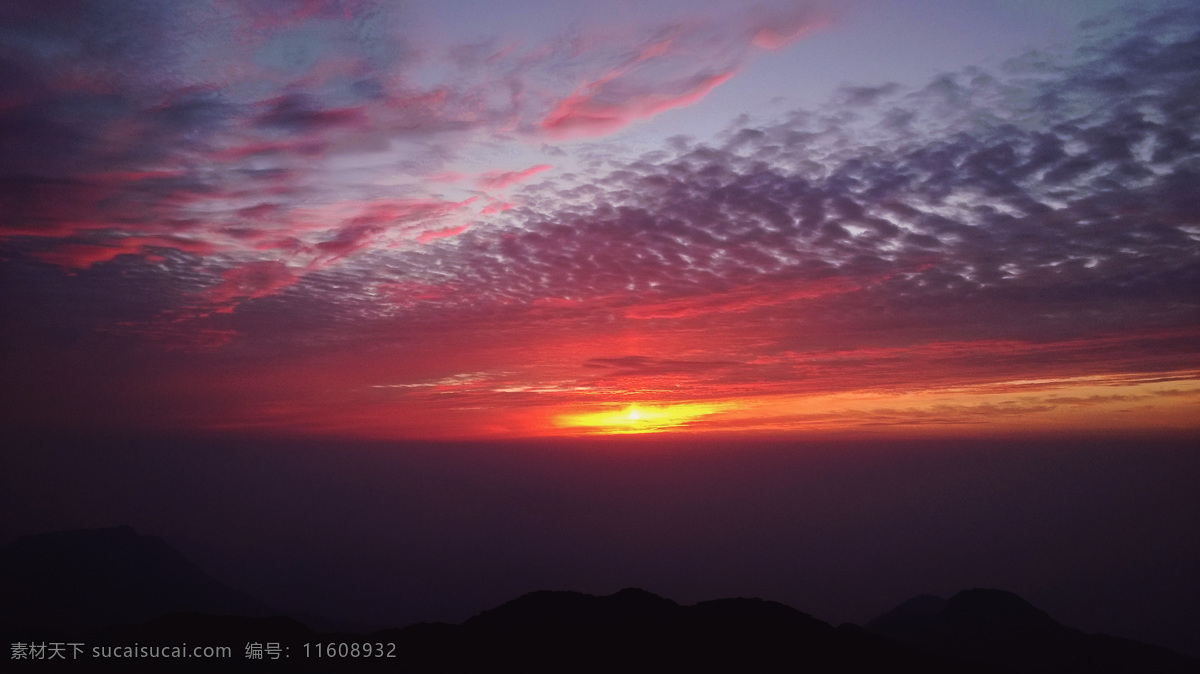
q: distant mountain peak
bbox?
[464,587,684,631]
[940,588,1061,631]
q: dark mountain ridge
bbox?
[868,588,1200,673]
[378,587,991,673]
[4,527,1197,672]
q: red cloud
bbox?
[477,164,553,190]
[375,280,460,307]
[203,261,299,313]
[34,236,220,270]
[541,71,735,140]
[34,242,142,270]
[110,322,239,352]
[624,276,862,320]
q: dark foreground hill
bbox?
[3,527,1198,673]
[0,526,272,633]
[867,588,1200,674]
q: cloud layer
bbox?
[2,1,1198,436]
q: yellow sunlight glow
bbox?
[555,402,724,434]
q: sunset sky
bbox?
[2,0,1200,656]
[2,0,1198,440]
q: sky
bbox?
[2,0,1197,440]
[1,0,1199,656]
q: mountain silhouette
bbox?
[0,525,272,633]
[378,587,994,673]
[867,588,1200,673]
[4,527,1197,672]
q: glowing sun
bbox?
[554,402,724,434]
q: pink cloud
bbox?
[230,0,373,36]
[210,138,328,162]
[541,70,735,140]
[480,200,515,215]
[203,260,299,313]
[417,223,470,243]
[294,197,478,266]
[256,94,368,132]
[428,171,465,184]
[476,164,553,190]
[139,235,221,255]
[531,7,829,141]
[237,203,283,220]
[311,222,382,264]
[750,11,830,50]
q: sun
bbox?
[554,402,725,434]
